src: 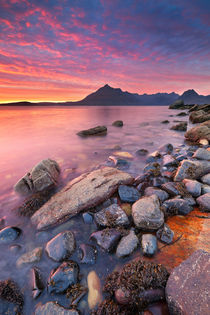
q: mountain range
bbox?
[1,84,210,106]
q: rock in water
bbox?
[94,204,129,227]
[34,302,80,315]
[0,226,21,244]
[31,167,133,230]
[156,224,174,244]
[90,228,121,252]
[169,99,184,109]
[118,185,140,202]
[79,244,97,264]
[48,261,79,294]
[166,250,210,315]
[16,247,42,267]
[45,231,75,262]
[14,159,60,195]
[87,271,102,309]
[170,122,187,131]
[77,126,107,137]
[112,120,123,127]
[116,229,139,258]
[132,195,164,230]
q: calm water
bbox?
[0,106,194,314]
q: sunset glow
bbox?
[0,0,210,103]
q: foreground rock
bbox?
[77,125,107,137]
[162,198,193,216]
[87,271,102,309]
[90,228,121,252]
[193,148,210,160]
[189,109,210,123]
[185,120,210,143]
[166,250,210,315]
[0,226,21,244]
[14,159,60,196]
[16,247,42,267]
[94,204,129,227]
[183,179,201,197]
[116,229,139,257]
[45,231,75,262]
[174,159,210,181]
[0,279,24,315]
[196,193,210,212]
[35,302,79,315]
[31,167,134,230]
[118,185,140,202]
[156,224,174,244]
[132,195,164,230]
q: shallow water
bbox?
[0,106,209,314]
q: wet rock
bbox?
[152,176,169,187]
[189,109,210,123]
[176,154,187,162]
[174,159,210,181]
[108,156,131,169]
[0,279,24,315]
[170,122,187,131]
[45,231,75,262]
[134,173,152,186]
[201,184,210,194]
[162,155,177,167]
[162,198,193,216]
[112,120,123,127]
[185,120,210,143]
[199,138,209,145]
[132,195,164,230]
[118,185,140,203]
[32,267,44,299]
[183,179,201,197]
[158,143,173,154]
[193,148,210,160]
[156,224,174,244]
[0,226,21,244]
[0,217,5,229]
[31,167,134,230]
[144,187,169,202]
[113,151,133,159]
[136,149,149,156]
[48,261,79,294]
[196,193,210,212]
[176,112,187,116]
[34,301,80,315]
[14,159,60,196]
[16,247,42,267]
[161,182,187,197]
[141,234,157,256]
[166,250,210,315]
[94,204,129,227]
[161,120,169,124]
[79,244,97,264]
[120,203,132,216]
[146,151,162,163]
[82,212,93,224]
[201,173,210,185]
[87,271,102,310]
[116,229,139,258]
[10,244,22,253]
[90,228,121,252]
[143,162,161,177]
[169,99,184,109]
[77,125,107,137]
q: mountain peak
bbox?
[181,89,199,97]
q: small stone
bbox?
[193,148,210,160]
[201,173,210,185]
[196,193,210,212]
[118,185,141,203]
[87,271,102,310]
[112,120,123,127]
[16,247,42,267]
[77,126,107,137]
[183,179,201,197]
[162,155,177,167]
[156,224,174,244]
[79,244,97,264]
[144,187,169,202]
[161,120,169,124]
[143,162,161,176]
[108,156,131,169]
[161,182,185,197]
[116,229,139,258]
[113,151,133,159]
[141,234,157,256]
[45,231,75,262]
[120,203,132,216]
[158,143,173,154]
[34,302,80,315]
[32,267,44,299]
[94,204,129,227]
[0,226,21,244]
[136,149,149,156]
[90,228,121,252]
[82,212,93,224]
[10,245,22,253]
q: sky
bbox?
[0,0,210,103]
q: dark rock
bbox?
[116,229,139,258]
[161,120,169,124]
[185,120,210,143]
[108,156,131,169]
[132,194,164,230]
[0,279,24,315]
[144,187,169,202]
[141,234,157,256]
[90,228,121,252]
[94,204,129,227]
[112,120,123,127]
[196,193,210,212]
[183,179,201,197]
[166,250,210,315]
[48,261,79,294]
[193,148,210,160]
[82,212,93,224]
[118,185,140,203]
[45,231,75,262]
[79,244,97,264]
[161,182,188,197]
[0,226,21,244]
[156,224,174,244]
[32,267,44,299]
[146,151,162,163]
[176,154,187,162]
[183,195,196,206]
[143,162,161,176]
[14,159,60,196]
[34,301,80,315]
[158,143,173,154]
[201,184,210,194]
[170,122,187,131]
[201,173,210,185]
[162,198,193,216]
[169,99,184,109]
[176,112,188,116]
[0,217,5,229]
[174,159,210,181]
[136,149,149,156]
[77,125,107,137]
[134,173,152,186]
[162,155,177,167]
[189,109,210,123]
[152,176,169,187]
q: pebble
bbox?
[141,234,157,256]
[87,271,102,309]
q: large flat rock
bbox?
[166,250,210,315]
[31,167,134,230]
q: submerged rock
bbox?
[79,244,97,264]
[0,226,21,244]
[166,250,210,315]
[48,261,79,294]
[132,194,164,230]
[16,247,42,267]
[90,228,121,252]
[0,279,24,315]
[156,224,174,244]
[45,231,75,262]
[31,167,134,230]
[116,229,139,258]
[32,267,44,299]
[87,271,102,310]
[77,126,107,137]
[196,193,210,212]
[118,185,140,203]
[94,204,129,228]
[34,301,80,315]
[170,122,187,131]
[112,120,123,127]
[14,159,60,196]
[141,234,157,256]
[136,149,148,156]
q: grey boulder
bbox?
[144,187,169,202]
[174,159,210,181]
[183,179,201,197]
[196,193,210,212]
[193,148,210,160]
[116,229,139,258]
[94,204,129,227]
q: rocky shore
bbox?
[0,103,210,315]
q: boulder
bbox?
[162,198,193,216]
[166,250,210,315]
[189,109,210,123]
[34,302,80,315]
[94,204,129,227]
[170,122,187,131]
[141,234,157,256]
[77,125,107,137]
[116,229,139,258]
[162,155,177,167]
[118,185,140,203]
[45,231,75,262]
[174,159,210,181]
[183,179,201,197]
[185,120,210,143]
[169,99,184,109]
[132,195,164,230]
[14,159,60,196]
[0,226,21,244]
[31,167,134,230]
[196,193,210,212]
[193,148,210,160]
[112,120,123,127]
[16,247,42,267]
[90,228,121,252]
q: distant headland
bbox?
[1,84,210,106]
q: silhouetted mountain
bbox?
[178,89,210,104]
